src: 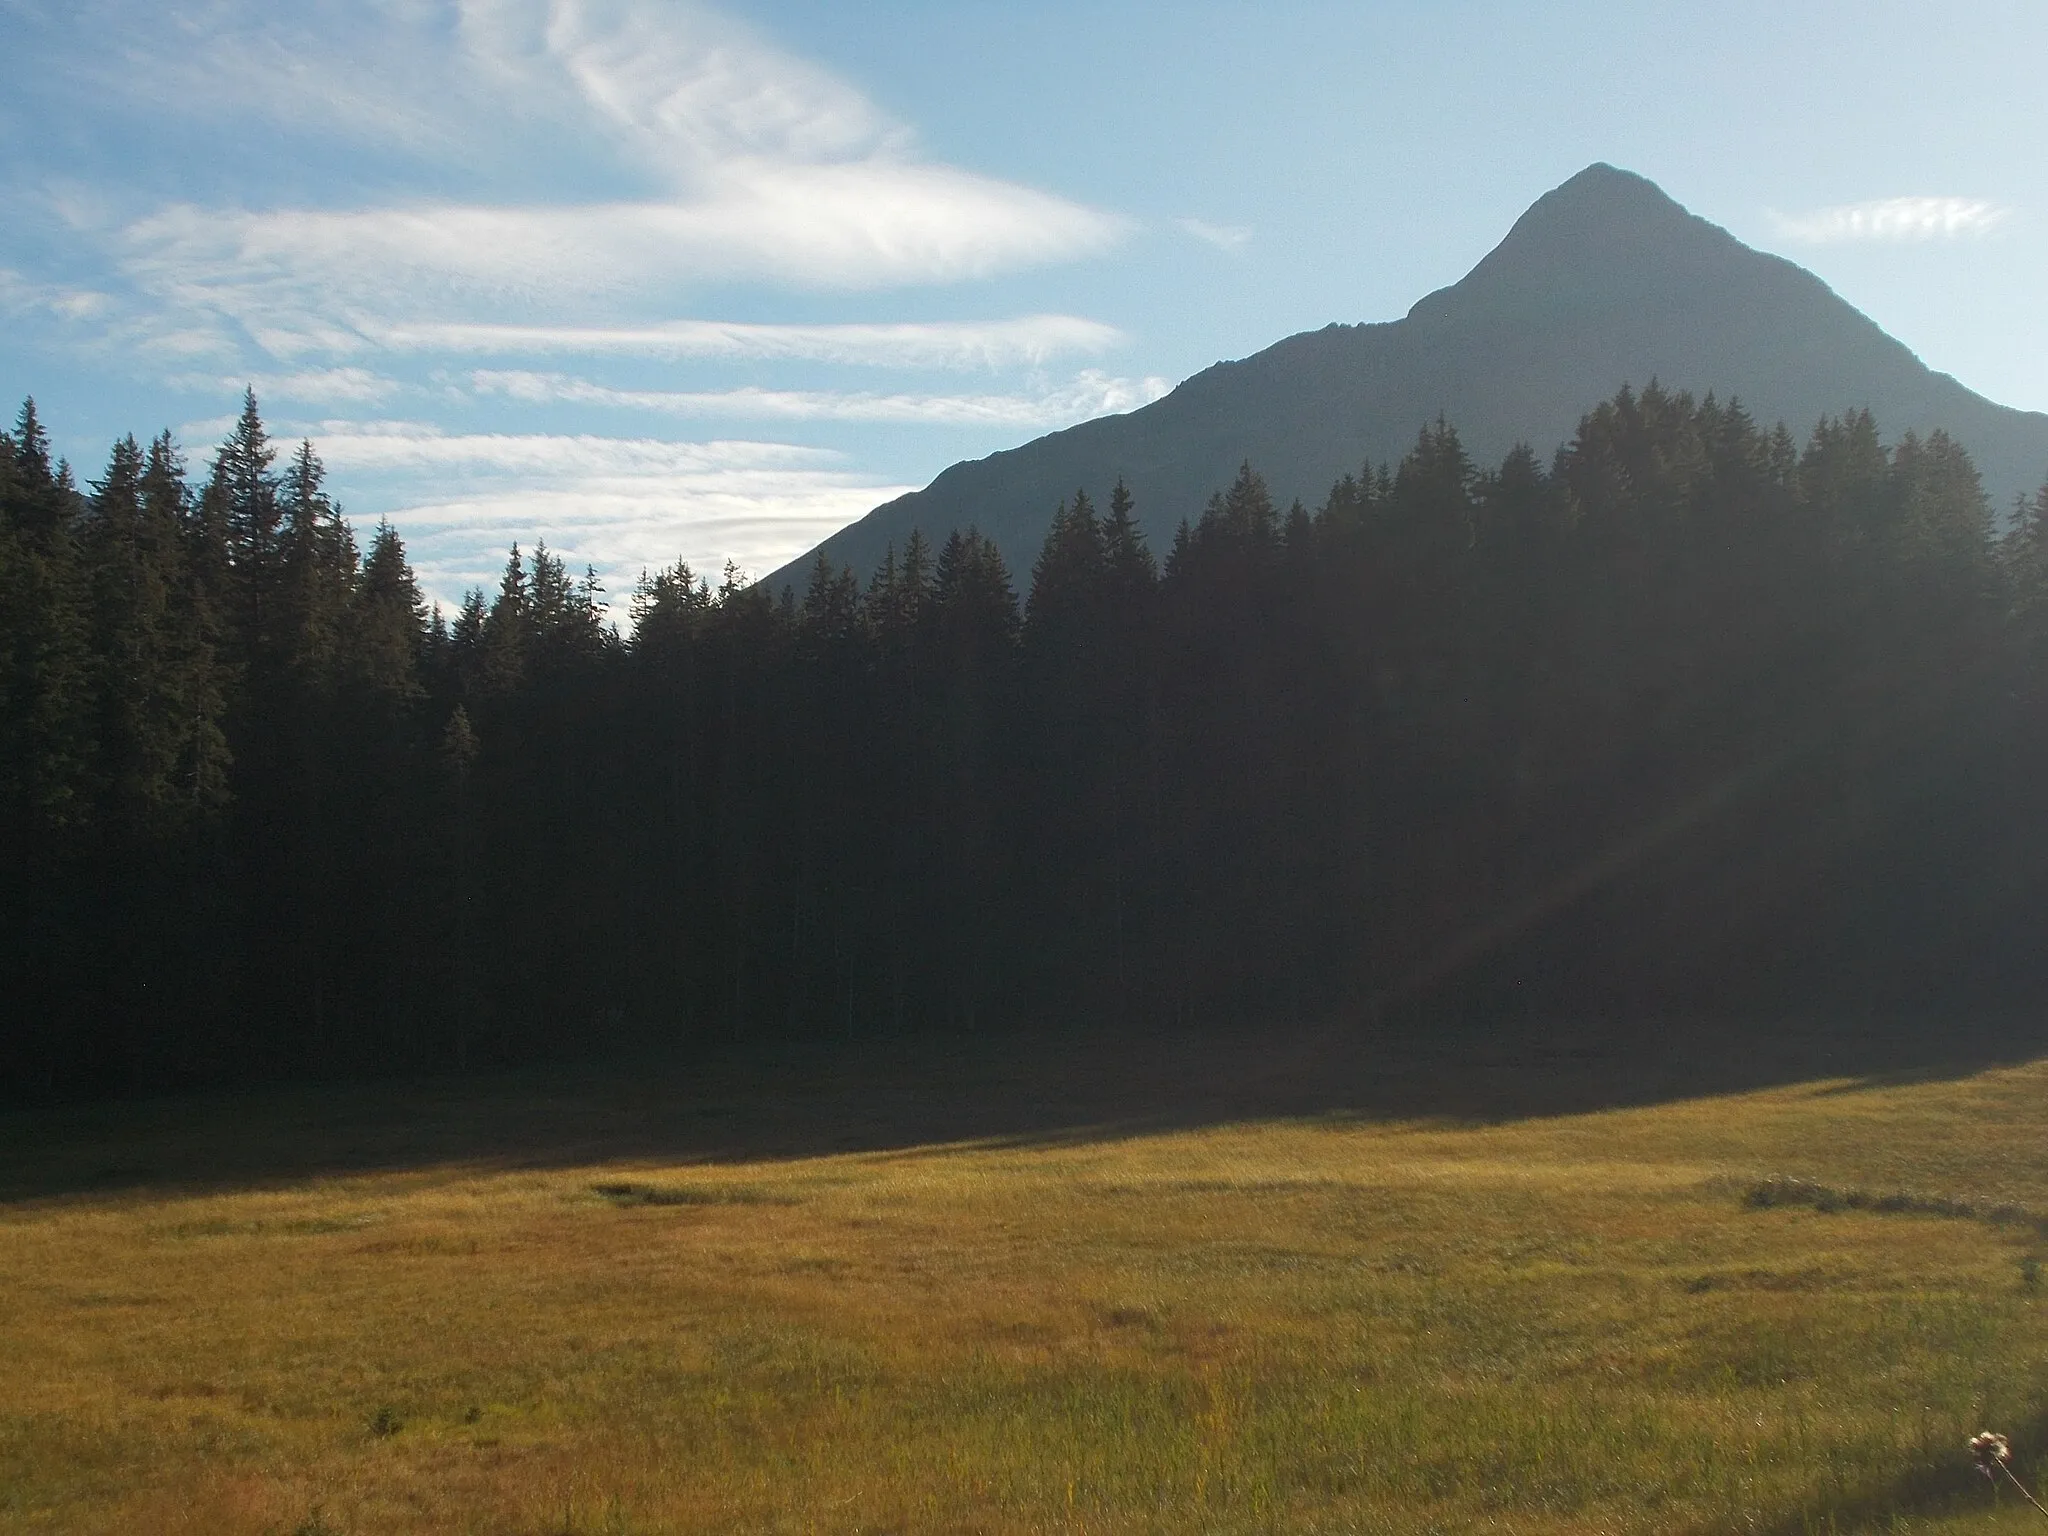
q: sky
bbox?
[3,0,2044,616]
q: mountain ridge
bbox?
[767,165,2048,590]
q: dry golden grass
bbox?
[7,1027,2048,1534]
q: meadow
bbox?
[6,1018,2048,1535]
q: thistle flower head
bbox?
[1972,1431,2013,1477]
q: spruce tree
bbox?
[349,520,427,710]
[208,389,282,668]
[447,588,491,703]
[1101,480,1157,602]
[800,553,861,658]
[0,403,98,839]
[481,546,530,695]
[630,559,710,660]
[275,438,358,702]
[138,431,231,825]
[871,530,933,656]
[1024,491,1106,655]
[87,436,189,838]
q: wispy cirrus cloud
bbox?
[1772,196,2013,244]
[360,314,1123,370]
[91,0,1125,353]
[251,422,915,604]
[1177,218,1253,253]
[125,166,1123,343]
[170,366,405,407]
[467,367,1172,428]
[0,266,114,322]
[298,423,842,479]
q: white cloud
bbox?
[86,3,519,169]
[125,165,1123,340]
[130,324,243,363]
[392,485,858,536]
[301,423,839,478]
[535,0,909,178]
[174,416,245,448]
[1178,218,1253,252]
[50,290,111,320]
[271,367,406,405]
[267,421,912,607]
[77,0,847,180]
[1773,196,2013,244]
[361,314,1123,369]
[467,367,1173,427]
[171,366,405,407]
[95,0,1125,352]
[398,479,898,597]
[0,266,114,321]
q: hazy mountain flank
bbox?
[770,164,2048,589]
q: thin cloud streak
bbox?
[467,368,1173,427]
[0,266,114,322]
[1773,196,2013,243]
[299,425,844,479]
[123,164,1125,338]
[169,366,405,406]
[1178,218,1253,252]
[364,314,1123,369]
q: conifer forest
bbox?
[7,385,2048,1098]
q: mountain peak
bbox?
[1548,161,1680,205]
[1512,162,1700,243]
[1406,164,1745,328]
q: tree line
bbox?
[7,383,2048,1097]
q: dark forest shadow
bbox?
[5,1011,2046,1206]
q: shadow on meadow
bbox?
[7,1009,2046,1207]
[1763,1408,2048,1536]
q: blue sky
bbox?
[3,0,2043,614]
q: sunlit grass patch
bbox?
[6,1049,2048,1532]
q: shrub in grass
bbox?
[589,1179,792,1207]
[1742,1176,2048,1232]
[1973,1432,2048,1520]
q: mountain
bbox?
[768,164,2048,591]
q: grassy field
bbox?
[7,1020,2048,1534]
